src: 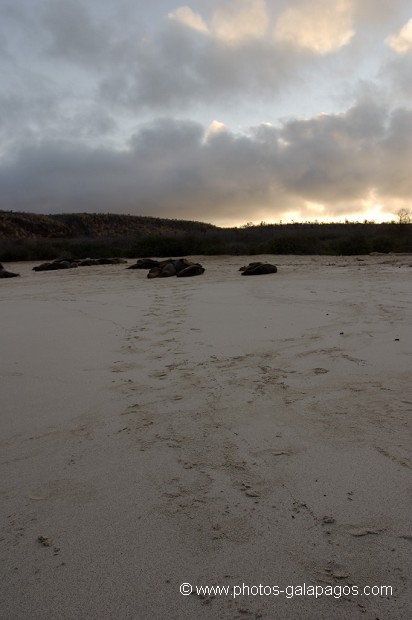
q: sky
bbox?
[1,0,411,227]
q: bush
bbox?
[336,234,370,255]
[1,222,411,260]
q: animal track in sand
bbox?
[375,446,411,469]
[111,360,136,373]
[25,425,93,443]
[28,479,96,503]
[149,371,169,379]
[340,353,366,366]
[348,527,385,537]
[297,347,366,367]
[249,447,295,463]
[3,512,38,548]
[209,516,255,544]
[157,472,257,545]
[310,561,351,585]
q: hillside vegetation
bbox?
[0,211,215,240]
[0,210,411,261]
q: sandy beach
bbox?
[0,254,411,619]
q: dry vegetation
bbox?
[0,210,411,261]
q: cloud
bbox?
[379,52,412,103]
[211,0,269,43]
[169,0,269,43]
[350,0,409,27]
[274,0,354,54]
[0,103,410,224]
[168,6,209,34]
[96,3,322,113]
[41,0,110,67]
[378,108,412,199]
[205,120,228,138]
[385,18,412,53]
[0,1,411,224]
[4,0,409,122]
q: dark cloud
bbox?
[379,53,412,102]
[0,103,410,223]
[275,102,385,203]
[97,18,319,113]
[379,108,412,199]
[0,76,61,148]
[41,0,112,68]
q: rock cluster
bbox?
[0,263,20,278]
[33,257,127,271]
[128,258,205,278]
[239,262,278,275]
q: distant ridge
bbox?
[0,210,410,260]
[0,211,216,240]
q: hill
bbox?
[0,210,411,260]
[0,211,216,240]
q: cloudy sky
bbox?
[1,0,411,226]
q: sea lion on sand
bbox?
[240,262,277,275]
[147,267,162,278]
[78,258,98,266]
[34,257,125,271]
[173,258,191,273]
[239,262,265,272]
[176,264,205,277]
[127,258,160,269]
[146,259,205,278]
[147,263,176,278]
[0,263,20,278]
[33,259,78,271]
[96,257,127,265]
[33,260,74,271]
[160,263,177,277]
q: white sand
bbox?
[0,255,411,619]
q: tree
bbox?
[396,208,411,225]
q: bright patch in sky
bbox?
[386,18,412,53]
[170,0,269,42]
[211,0,269,43]
[168,6,209,34]
[206,120,228,138]
[274,0,355,54]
